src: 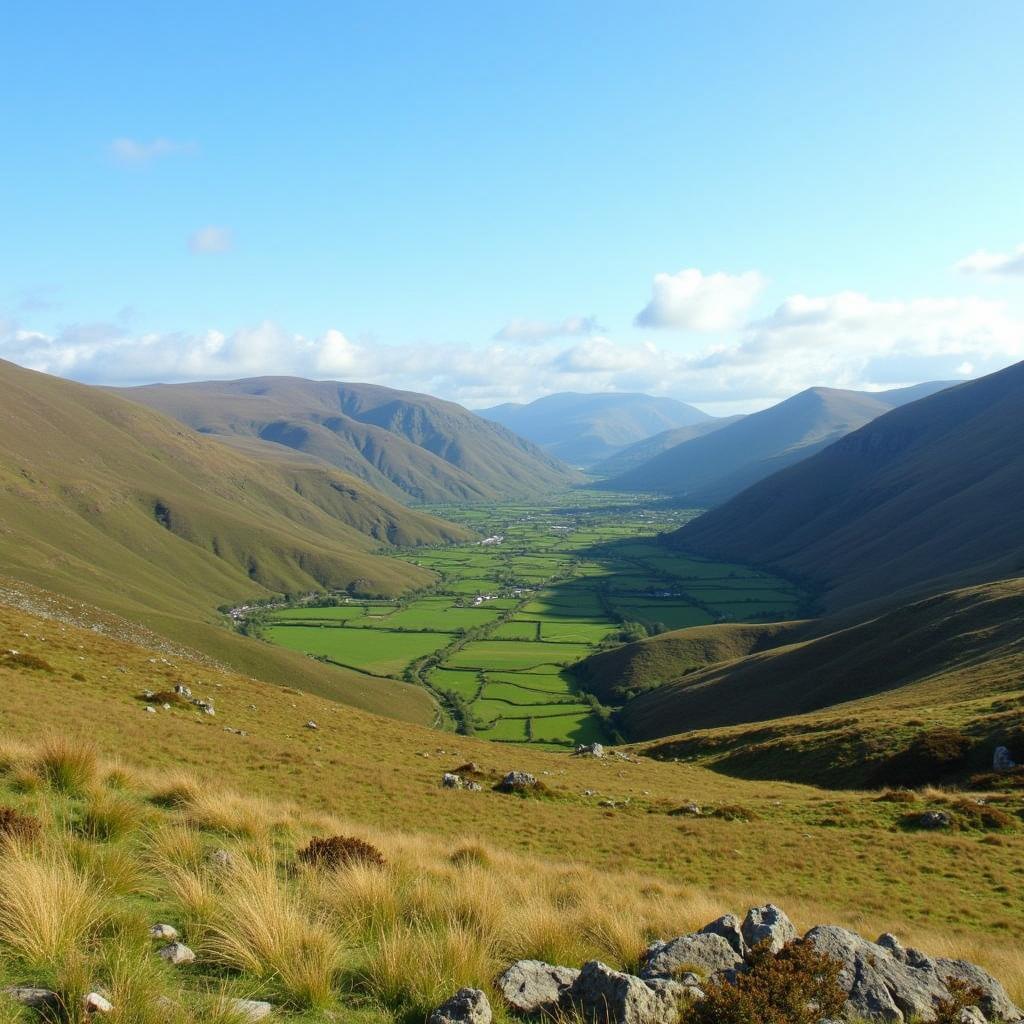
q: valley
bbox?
[251,495,809,748]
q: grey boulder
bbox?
[935,956,1022,1023]
[158,941,196,965]
[700,913,747,957]
[742,904,796,954]
[496,959,579,1016]
[569,960,677,1024]
[428,988,492,1024]
[499,771,537,791]
[641,932,742,980]
[228,998,274,1022]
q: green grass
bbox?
[263,626,450,677]
[445,641,592,671]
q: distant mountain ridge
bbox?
[598,381,954,504]
[116,377,580,503]
[477,391,712,467]
[590,416,744,476]
[673,361,1024,610]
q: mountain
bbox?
[598,382,954,504]
[673,362,1024,610]
[0,359,472,720]
[477,392,712,467]
[590,416,744,477]
[611,577,1024,783]
[116,377,580,503]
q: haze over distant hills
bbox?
[0,359,468,720]
[477,391,713,467]
[598,381,954,504]
[116,377,580,503]
[674,361,1024,611]
[590,416,745,476]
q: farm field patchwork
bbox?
[254,494,809,747]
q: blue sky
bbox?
[3,1,1023,411]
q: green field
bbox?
[256,494,808,747]
[262,625,450,676]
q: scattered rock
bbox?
[428,987,492,1024]
[305,720,318,730]
[145,706,156,714]
[919,810,951,829]
[3,987,60,1010]
[465,781,482,792]
[497,960,579,1016]
[670,802,702,817]
[699,913,747,957]
[498,771,537,792]
[208,848,233,868]
[993,746,1016,772]
[741,904,796,954]
[570,960,674,1024]
[641,932,743,980]
[149,922,178,941]
[174,684,192,697]
[158,941,196,965]
[574,742,605,757]
[442,773,463,789]
[228,998,274,1021]
[84,992,113,1013]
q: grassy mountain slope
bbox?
[674,362,1024,610]
[573,621,805,703]
[478,391,711,467]
[615,577,1024,745]
[0,360,472,721]
[118,377,579,502]
[599,382,952,504]
[1,593,1022,1010]
[590,416,744,477]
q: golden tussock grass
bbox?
[0,839,108,976]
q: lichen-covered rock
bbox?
[442,773,463,789]
[84,992,113,1013]
[498,771,537,792]
[149,922,178,941]
[741,904,796,954]
[228,998,274,1022]
[919,810,951,829]
[806,926,948,1022]
[570,960,677,1024]
[935,956,1022,1022]
[158,941,196,965]
[496,960,579,1016]
[3,988,60,1010]
[699,913,747,957]
[428,987,492,1024]
[641,932,742,980]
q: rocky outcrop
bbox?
[569,960,680,1024]
[428,988,492,1024]
[493,907,1021,1024]
[699,913,747,957]
[640,932,742,979]
[806,925,1023,1023]
[741,904,796,953]
[496,960,579,1016]
[498,771,537,792]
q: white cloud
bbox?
[635,268,765,331]
[188,226,233,253]
[109,138,197,165]
[2,288,1021,410]
[956,244,1024,276]
[493,315,602,343]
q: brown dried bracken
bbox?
[0,806,43,844]
[297,834,386,870]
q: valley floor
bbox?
[254,494,808,748]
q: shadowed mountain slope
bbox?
[673,362,1024,610]
[598,382,953,504]
[117,377,580,502]
[478,391,712,467]
[602,577,1024,740]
